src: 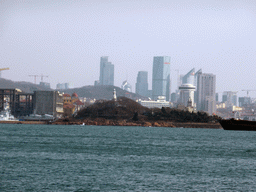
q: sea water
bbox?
[1,124,256,191]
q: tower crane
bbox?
[40,75,49,82]
[29,75,39,84]
[241,90,256,97]
[0,68,10,78]
[29,74,49,84]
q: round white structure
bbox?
[121,80,132,92]
[178,84,196,107]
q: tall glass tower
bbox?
[182,68,195,85]
[136,71,148,97]
[152,56,171,101]
[99,56,114,86]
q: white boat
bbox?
[20,113,55,121]
[0,102,17,121]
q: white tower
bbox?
[113,89,117,101]
[179,84,196,107]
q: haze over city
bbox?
[1,0,256,98]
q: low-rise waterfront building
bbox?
[138,96,170,108]
[63,92,85,117]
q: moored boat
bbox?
[0,101,18,121]
[19,114,55,121]
[219,118,256,131]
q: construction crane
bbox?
[40,75,49,82]
[0,68,10,78]
[29,75,39,84]
[29,74,49,84]
[241,90,256,97]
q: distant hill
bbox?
[61,85,148,100]
[0,78,52,93]
[0,79,147,100]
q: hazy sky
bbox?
[1,0,256,98]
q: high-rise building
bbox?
[40,82,51,89]
[56,83,69,90]
[135,71,148,97]
[152,56,171,101]
[239,97,251,107]
[99,56,114,86]
[215,93,219,102]
[193,69,202,105]
[222,91,237,107]
[196,72,216,114]
[194,69,202,87]
[182,68,195,85]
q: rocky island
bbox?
[52,97,222,129]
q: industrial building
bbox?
[33,91,63,118]
[0,88,33,117]
[152,56,171,101]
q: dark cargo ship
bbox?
[219,118,256,131]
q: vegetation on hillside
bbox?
[76,97,149,119]
[76,97,220,123]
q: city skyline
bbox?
[1,0,256,98]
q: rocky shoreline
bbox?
[51,118,222,129]
[0,119,222,129]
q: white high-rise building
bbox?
[196,72,216,114]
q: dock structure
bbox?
[0,89,33,117]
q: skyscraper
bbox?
[135,71,148,97]
[196,72,216,114]
[99,56,114,86]
[152,56,171,101]
[182,68,195,85]
[193,68,202,105]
